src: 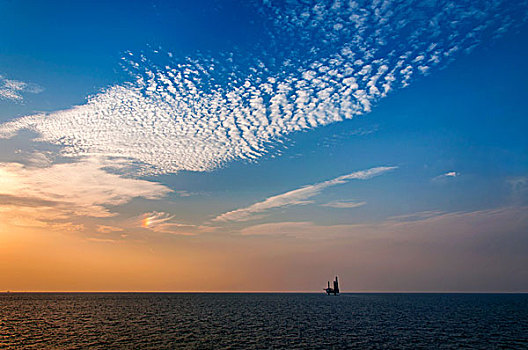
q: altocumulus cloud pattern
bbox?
[1,0,527,175]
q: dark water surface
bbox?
[1,293,527,349]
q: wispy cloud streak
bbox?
[432,171,459,182]
[321,200,366,209]
[214,166,395,222]
[141,211,214,235]
[239,206,528,240]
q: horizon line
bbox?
[3,290,528,294]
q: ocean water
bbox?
[1,293,527,349]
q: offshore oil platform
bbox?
[324,276,340,295]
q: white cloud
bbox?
[0,157,172,228]
[433,171,459,182]
[240,221,314,236]
[0,203,87,232]
[387,210,445,222]
[0,1,524,175]
[96,225,124,233]
[25,151,53,167]
[174,190,193,197]
[508,176,528,203]
[508,176,528,194]
[321,200,366,208]
[140,211,214,235]
[214,166,395,222]
[86,237,117,243]
[0,75,43,102]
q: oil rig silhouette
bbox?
[324,276,340,295]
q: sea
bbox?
[1,293,527,349]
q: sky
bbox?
[0,0,527,292]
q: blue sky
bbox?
[0,0,527,291]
